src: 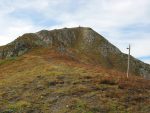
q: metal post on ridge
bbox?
[127,44,131,78]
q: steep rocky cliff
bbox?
[0,27,149,78]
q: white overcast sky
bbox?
[0,0,150,64]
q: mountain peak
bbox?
[0,27,150,78]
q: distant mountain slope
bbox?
[0,27,150,78]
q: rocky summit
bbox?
[0,27,150,78]
[0,27,150,113]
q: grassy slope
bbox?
[0,48,150,113]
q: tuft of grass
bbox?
[100,77,118,85]
[46,71,65,76]
[69,84,89,95]
[71,98,89,113]
[5,101,31,112]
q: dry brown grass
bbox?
[0,48,149,113]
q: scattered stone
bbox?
[36,85,45,90]
[66,105,69,108]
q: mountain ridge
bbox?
[0,27,150,113]
[0,27,150,78]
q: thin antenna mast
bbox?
[127,44,130,78]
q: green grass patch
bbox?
[0,57,17,65]
[6,101,31,112]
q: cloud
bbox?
[0,0,150,64]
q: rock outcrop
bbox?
[0,27,150,78]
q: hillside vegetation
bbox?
[0,48,150,113]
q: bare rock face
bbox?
[0,33,44,58]
[0,27,150,78]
